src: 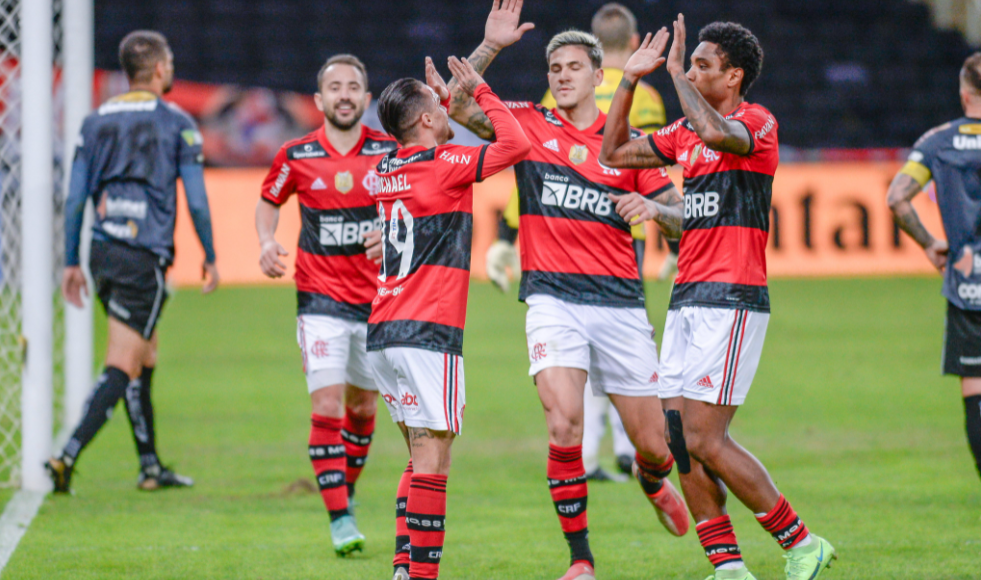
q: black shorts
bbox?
[943,301,981,377]
[90,240,169,339]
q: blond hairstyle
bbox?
[546,30,604,69]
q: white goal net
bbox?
[0,0,69,487]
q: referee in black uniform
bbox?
[46,30,219,492]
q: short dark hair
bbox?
[591,3,637,52]
[698,22,763,96]
[377,78,432,143]
[317,54,369,92]
[962,52,981,94]
[118,30,169,83]
[546,30,604,70]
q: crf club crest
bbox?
[335,171,354,194]
[569,144,588,165]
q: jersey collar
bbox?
[551,108,607,135]
[317,123,367,157]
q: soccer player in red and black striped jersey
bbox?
[599,17,836,580]
[256,54,397,557]
[447,3,689,579]
[369,56,530,580]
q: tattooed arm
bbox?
[609,186,684,239]
[600,29,671,169]
[446,0,534,140]
[665,15,752,155]
[887,172,948,271]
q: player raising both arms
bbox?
[599,17,836,580]
[448,3,689,579]
[256,54,397,556]
[369,56,530,580]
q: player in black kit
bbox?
[46,30,219,492]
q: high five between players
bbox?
[600,14,836,580]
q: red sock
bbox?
[393,459,413,572]
[696,515,743,568]
[309,414,348,520]
[634,453,674,496]
[547,444,593,567]
[342,407,376,496]
[756,495,810,549]
[407,473,447,580]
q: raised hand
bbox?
[484,0,535,50]
[665,13,687,76]
[447,56,485,96]
[425,56,450,104]
[623,28,671,83]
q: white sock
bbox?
[716,561,744,571]
[792,533,813,548]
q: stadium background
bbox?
[3,1,981,579]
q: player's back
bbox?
[368,143,487,355]
[904,118,981,309]
[504,102,673,307]
[78,90,202,262]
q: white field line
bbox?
[0,490,45,574]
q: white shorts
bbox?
[525,294,660,397]
[297,315,376,393]
[659,306,769,406]
[368,347,465,435]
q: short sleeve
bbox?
[636,166,675,199]
[176,115,204,166]
[260,146,297,205]
[731,106,777,156]
[435,143,488,191]
[650,119,683,164]
[901,127,946,186]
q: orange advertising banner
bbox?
[168,162,944,286]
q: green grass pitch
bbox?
[4,278,980,579]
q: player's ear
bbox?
[594,66,604,88]
[314,92,324,110]
[363,92,372,109]
[629,32,640,51]
[728,67,744,92]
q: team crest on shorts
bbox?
[569,144,588,165]
[335,171,354,194]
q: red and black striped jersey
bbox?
[505,103,674,308]
[649,102,778,312]
[260,125,397,321]
[368,84,531,355]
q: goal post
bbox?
[0,0,92,491]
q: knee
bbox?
[345,387,378,418]
[683,427,724,469]
[547,414,583,447]
[310,388,344,418]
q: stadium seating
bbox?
[93,0,976,149]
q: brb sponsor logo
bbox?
[541,174,613,216]
[320,215,383,246]
[311,340,329,359]
[532,342,547,362]
[400,393,418,407]
[684,191,720,219]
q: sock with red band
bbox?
[634,453,674,496]
[407,473,447,580]
[696,515,744,569]
[393,460,413,573]
[756,495,810,549]
[342,408,375,499]
[547,444,593,567]
[308,414,348,521]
